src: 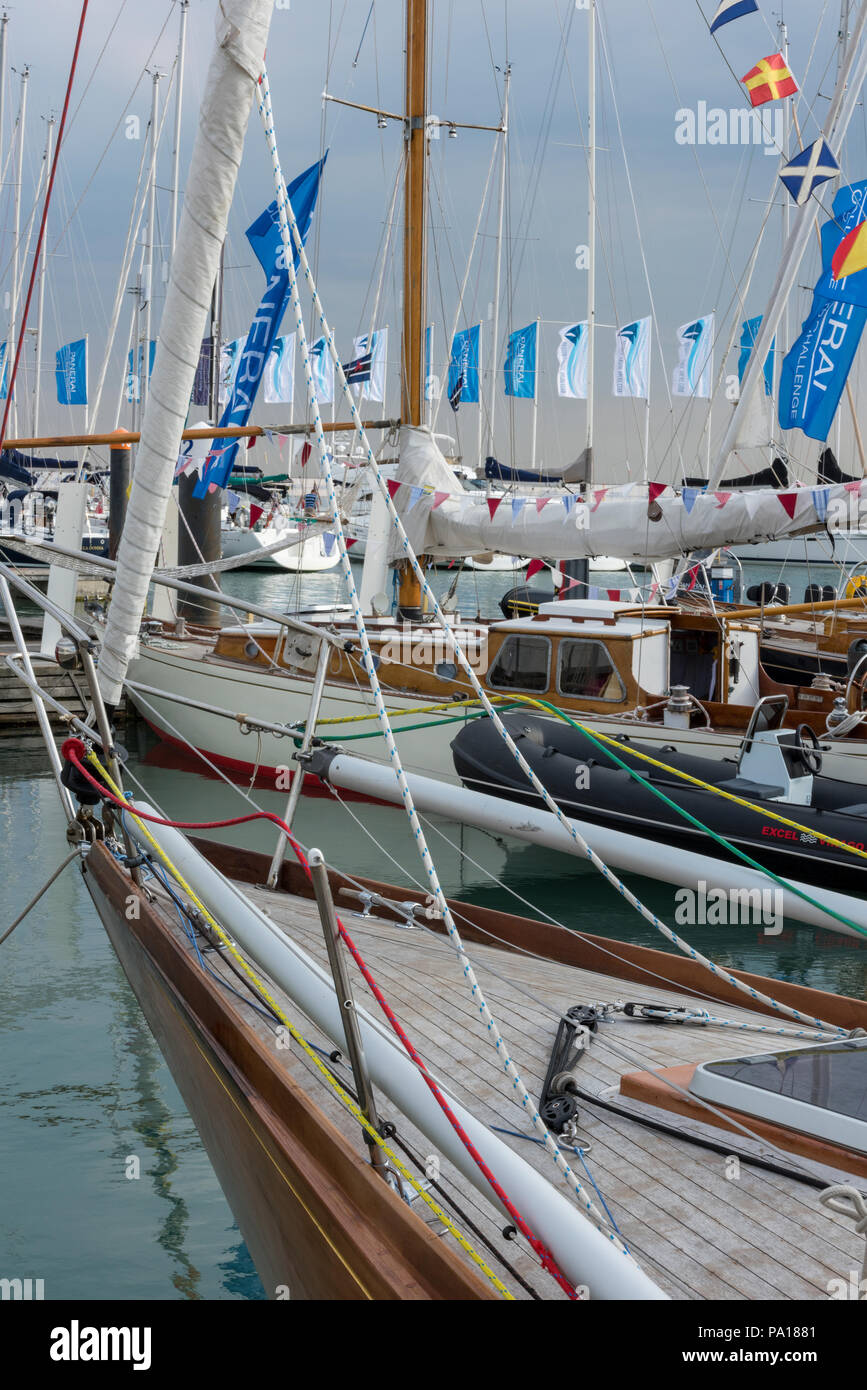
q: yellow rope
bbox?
[312,698,478,727]
[88,751,513,1300]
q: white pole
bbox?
[644,327,651,481]
[33,116,54,439]
[7,65,28,436]
[487,67,509,461]
[531,316,540,471]
[170,0,189,260]
[476,321,483,471]
[585,0,596,482]
[141,71,161,418]
[0,13,9,195]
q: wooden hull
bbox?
[83,845,491,1301]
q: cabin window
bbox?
[487,635,551,693]
[557,639,626,702]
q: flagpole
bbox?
[643,329,651,481]
[531,316,540,472]
[170,0,189,260]
[33,115,54,440]
[477,322,484,471]
[585,0,596,483]
[8,65,29,438]
[487,66,509,462]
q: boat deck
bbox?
[150,874,865,1301]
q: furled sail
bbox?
[390,426,854,565]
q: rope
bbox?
[60,740,515,1301]
[818,1186,867,1283]
[256,66,633,1267]
[0,848,85,946]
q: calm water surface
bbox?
[1,558,866,1300]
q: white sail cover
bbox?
[391,427,852,564]
[98,0,275,707]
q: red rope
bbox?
[0,0,90,453]
[61,737,579,1298]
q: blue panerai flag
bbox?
[504,321,539,399]
[195,155,326,496]
[613,317,650,398]
[779,292,867,441]
[709,0,759,35]
[447,324,480,406]
[814,179,867,308]
[778,139,839,207]
[738,316,775,396]
[56,338,88,405]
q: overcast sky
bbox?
[0,0,858,481]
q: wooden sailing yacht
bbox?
[6,0,867,1304]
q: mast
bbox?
[709,2,867,490]
[7,64,28,434]
[33,115,54,438]
[401,0,428,428]
[585,0,596,484]
[170,0,189,260]
[486,65,510,460]
[141,70,161,418]
[0,12,9,187]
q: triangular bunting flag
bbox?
[300,441,312,466]
[511,498,526,521]
[346,537,358,549]
[812,488,830,523]
[323,531,336,556]
[714,491,732,508]
[387,478,401,499]
[778,493,797,519]
[535,497,549,514]
[648,482,666,503]
[407,486,424,511]
[591,488,608,512]
[487,497,503,520]
[526,558,545,580]
[432,491,449,509]
[562,495,575,517]
[682,488,700,514]
[249,504,264,528]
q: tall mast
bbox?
[141,70,161,417]
[33,115,54,438]
[402,0,428,428]
[487,66,510,461]
[585,0,596,486]
[0,12,9,182]
[170,0,189,260]
[7,64,28,434]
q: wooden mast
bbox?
[398,0,428,617]
[401,0,428,429]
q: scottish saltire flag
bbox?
[504,321,538,399]
[779,293,867,441]
[55,337,88,406]
[613,317,650,398]
[310,336,335,404]
[709,0,758,33]
[738,316,775,396]
[448,324,480,406]
[218,337,245,406]
[195,156,326,497]
[264,333,296,405]
[815,181,867,307]
[126,340,156,403]
[557,322,588,399]
[779,139,839,207]
[425,323,441,401]
[671,316,713,398]
[351,328,387,402]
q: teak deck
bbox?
[142,863,865,1302]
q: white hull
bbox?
[128,639,867,790]
[732,531,867,568]
[221,522,339,572]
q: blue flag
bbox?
[126,341,156,403]
[778,139,839,208]
[778,292,867,441]
[447,325,480,406]
[738,316,775,397]
[0,342,9,401]
[814,180,867,308]
[56,338,88,406]
[504,322,538,399]
[194,156,326,496]
[709,0,758,34]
